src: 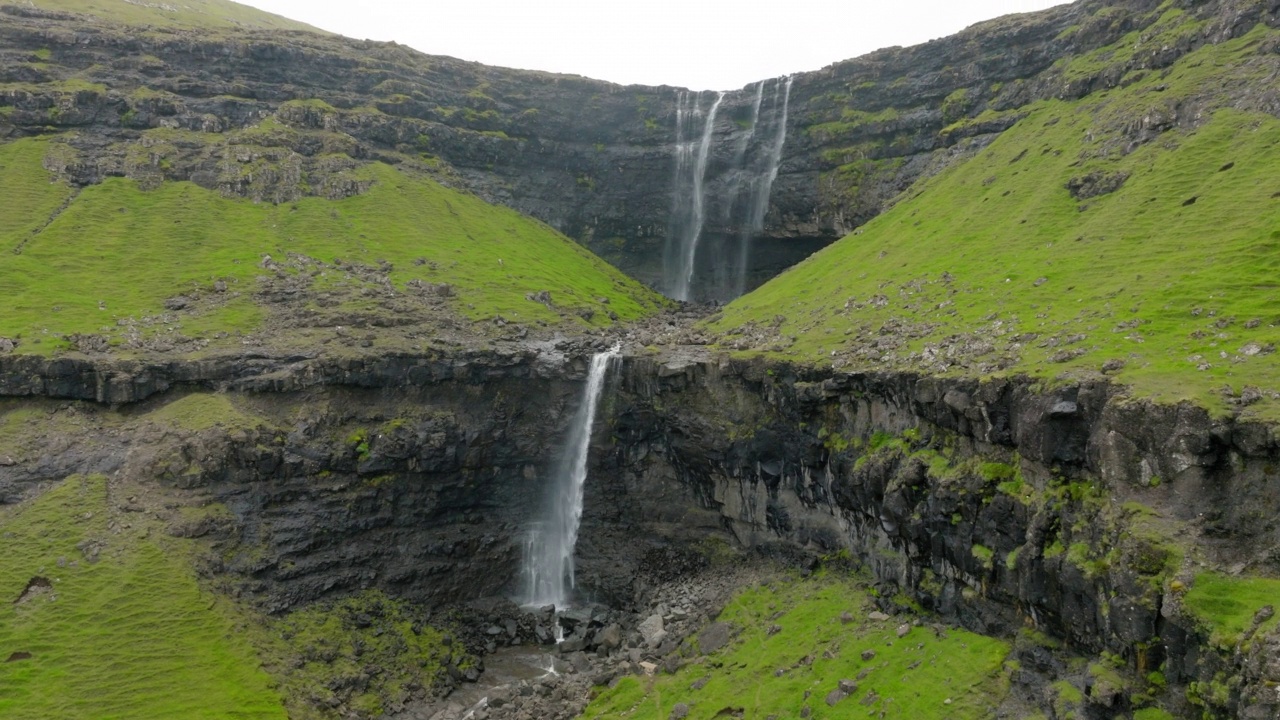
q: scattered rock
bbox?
[13,576,52,605]
[638,614,665,647]
[896,623,911,638]
[860,650,877,661]
[164,295,191,311]
[596,623,622,651]
[4,652,32,663]
[839,611,854,624]
[1101,358,1126,374]
[868,611,890,622]
[0,337,16,353]
[1065,171,1129,200]
[669,703,690,720]
[699,622,731,654]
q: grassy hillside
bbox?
[16,0,325,32]
[0,474,286,719]
[712,23,1280,419]
[0,136,666,354]
[584,573,1012,720]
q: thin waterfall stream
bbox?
[517,346,621,609]
[664,78,793,303]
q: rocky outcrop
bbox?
[5,0,1277,294]
[578,354,1280,718]
[2,344,1278,715]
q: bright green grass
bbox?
[24,0,324,32]
[0,475,287,719]
[1182,573,1280,649]
[583,574,1011,719]
[0,138,665,351]
[141,392,265,431]
[713,27,1280,418]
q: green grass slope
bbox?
[0,137,666,353]
[584,574,1011,720]
[712,24,1280,419]
[0,474,286,719]
[17,0,325,32]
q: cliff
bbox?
[6,0,1272,299]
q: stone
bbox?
[698,622,731,654]
[861,650,876,661]
[0,337,15,354]
[868,611,890,622]
[638,614,665,646]
[639,661,658,676]
[896,623,911,638]
[839,611,854,624]
[596,623,622,651]
[825,688,847,706]
[839,680,858,694]
[669,703,690,719]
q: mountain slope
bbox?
[712,20,1280,419]
[16,0,324,32]
[0,135,666,355]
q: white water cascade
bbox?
[517,346,621,609]
[663,77,793,303]
[667,91,724,302]
[733,75,793,298]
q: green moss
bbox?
[22,0,325,32]
[584,574,1011,719]
[257,590,449,718]
[972,544,995,570]
[1133,709,1176,720]
[142,393,265,432]
[0,475,286,719]
[1183,573,1280,649]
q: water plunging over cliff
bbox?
[663,78,794,303]
[666,91,724,302]
[517,347,620,608]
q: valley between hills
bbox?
[1,1,1279,718]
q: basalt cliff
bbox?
[2,1,1280,719]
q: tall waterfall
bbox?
[663,77,793,303]
[734,75,793,298]
[667,91,724,302]
[518,346,621,609]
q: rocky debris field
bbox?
[402,560,778,720]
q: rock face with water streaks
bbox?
[6,0,1265,297]
[4,346,1279,717]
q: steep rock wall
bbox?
[7,0,1276,296]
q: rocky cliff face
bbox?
[3,345,1278,717]
[6,0,1274,298]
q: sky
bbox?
[239,0,1072,91]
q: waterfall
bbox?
[734,75,793,297]
[518,346,621,609]
[663,77,793,303]
[667,91,724,302]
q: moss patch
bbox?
[1183,573,1280,649]
[0,475,286,719]
[583,573,1011,719]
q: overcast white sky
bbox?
[239,0,1072,90]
